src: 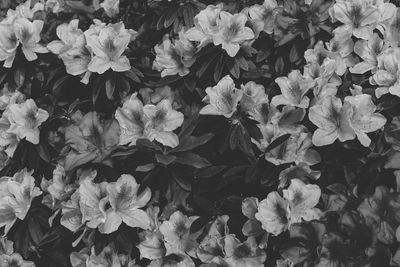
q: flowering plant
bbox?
[0,0,400,266]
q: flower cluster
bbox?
[1,0,400,266]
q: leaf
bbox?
[92,76,103,104]
[275,56,285,75]
[124,70,140,83]
[195,165,226,179]
[105,72,116,99]
[178,112,199,140]
[155,154,176,166]
[193,195,218,215]
[265,134,291,152]
[14,67,25,88]
[196,50,220,78]
[256,50,270,63]
[164,8,178,28]
[190,216,211,234]
[37,143,51,163]
[136,139,162,152]
[172,172,192,191]
[136,163,155,172]
[289,45,300,63]
[214,53,225,83]
[229,58,240,79]
[236,56,249,71]
[174,152,211,168]
[171,133,214,153]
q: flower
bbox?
[278,163,321,189]
[115,93,147,146]
[47,19,85,56]
[330,0,380,40]
[153,31,196,77]
[13,18,48,61]
[7,98,49,144]
[159,210,199,257]
[60,191,82,232]
[101,174,151,233]
[271,70,315,108]
[0,24,19,68]
[3,0,44,23]
[85,22,137,74]
[101,0,119,18]
[370,47,400,98]
[244,0,278,37]
[0,169,42,234]
[45,0,64,13]
[142,99,184,148]
[308,96,355,146]
[0,237,34,267]
[185,4,223,47]
[200,75,243,118]
[344,94,386,147]
[223,235,266,267]
[350,33,388,74]
[78,177,108,230]
[139,86,182,109]
[63,111,119,171]
[59,45,92,84]
[255,191,290,236]
[240,81,267,113]
[283,179,321,223]
[213,12,254,57]
[148,253,195,267]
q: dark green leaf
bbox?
[105,72,116,99]
[155,154,176,166]
[174,152,211,168]
[265,134,291,152]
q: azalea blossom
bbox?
[244,0,278,37]
[200,75,243,118]
[223,235,266,267]
[330,0,380,40]
[60,191,82,232]
[101,0,119,18]
[101,174,151,234]
[13,18,48,62]
[240,81,267,113]
[139,86,182,109]
[255,191,290,236]
[153,31,196,77]
[85,22,137,74]
[0,169,42,234]
[185,4,223,47]
[344,94,386,147]
[278,163,321,189]
[350,33,388,74]
[159,210,199,257]
[7,98,49,145]
[45,0,64,13]
[283,179,321,223]
[0,237,35,267]
[271,70,315,108]
[148,253,195,267]
[2,0,44,23]
[308,96,355,146]
[63,111,119,171]
[47,19,85,56]
[370,47,400,98]
[115,93,147,146]
[142,99,184,148]
[0,24,19,68]
[213,12,254,57]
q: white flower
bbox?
[223,235,266,267]
[185,4,223,47]
[244,0,277,37]
[200,75,243,118]
[115,93,147,146]
[370,47,400,98]
[47,19,84,56]
[240,81,267,113]
[283,179,321,223]
[213,12,254,57]
[255,191,290,236]
[344,94,386,147]
[13,18,48,62]
[153,31,196,77]
[59,45,92,83]
[159,211,199,257]
[0,24,19,68]
[271,70,315,108]
[60,191,82,232]
[85,22,137,74]
[3,0,44,23]
[101,0,120,18]
[0,169,42,234]
[100,174,151,234]
[7,99,49,145]
[350,33,388,74]
[308,96,355,146]
[330,0,380,40]
[45,0,64,13]
[143,99,184,148]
